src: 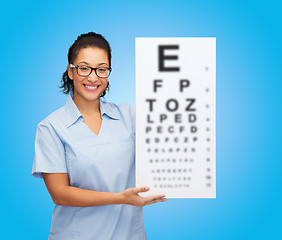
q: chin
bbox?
[84,93,102,101]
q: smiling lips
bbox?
[83,84,100,91]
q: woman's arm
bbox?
[42,173,167,207]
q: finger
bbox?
[143,194,166,202]
[133,186,150,194]
[145,198,167,206]
[147,198,167,205]
[147,198,167,204]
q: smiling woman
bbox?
[68,47,110,114]
[31,32,167,240]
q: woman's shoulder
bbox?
[37,105,67,129]
[101,99,136,134]
[100,99,135,118]
[101,98,135,109]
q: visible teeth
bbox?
[85,85,98,89]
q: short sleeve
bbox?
[32,121,67,178]
[129,104,136,137]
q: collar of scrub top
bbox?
[65,90,120,128]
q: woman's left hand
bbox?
[120,186,167,207]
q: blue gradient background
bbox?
[1,0,281,239]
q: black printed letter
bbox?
[159,45,180,72]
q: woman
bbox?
[32,32,167,240]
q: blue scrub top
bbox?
[32,91,146,240]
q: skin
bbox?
[42,47,167,207]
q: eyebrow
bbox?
[77,61,109,66]
[98,63,109,66]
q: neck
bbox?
[72,91,101,117]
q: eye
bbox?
[97,68,107,72]
[78,66,90,72]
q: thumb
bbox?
[134,186,150,193]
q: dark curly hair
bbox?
[59,32,112,98]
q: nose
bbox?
[87,69,99,82]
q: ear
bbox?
[67,65,74,80]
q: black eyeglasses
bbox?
[69,64,112,78]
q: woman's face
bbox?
[68,47,110,102]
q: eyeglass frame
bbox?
[69,63,112,78]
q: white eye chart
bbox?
[135,38,216,198]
